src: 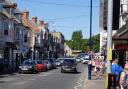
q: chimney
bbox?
[39,20,44,25]
[11,2,17,9]
[32,16,37,23]
[23,10,29,20]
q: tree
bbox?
[65,32,100,52]
[71,30,83,50]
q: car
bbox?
[18,60,38,74]
[34,60,47,72]
[55,58,63,67]
[46,58,57,69]
[61,58,78,73]
[82,55,90,64]
[43,60,52,70]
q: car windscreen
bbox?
[37,60,42,64]
[63,59,75,64]
[23,61,34,65]
[47,59,54,62]
[84,55,90,60]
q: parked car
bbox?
[43,60,52,70]
[61,58,78,73]
[34,60,47,72]
[55,58,63,67]
[18,60,38,74]
[82,55,90,64]
[46,58,57,69]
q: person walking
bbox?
[119,64,128,89]
[122,63,128,89]
[112,59,123,87]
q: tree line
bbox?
[65,30,100,52]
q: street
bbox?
[0,64,87,89]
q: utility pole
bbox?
[89,0,92,52]
[107,0,113,73]
[88,0,93,80]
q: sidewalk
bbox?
[84,69,106,89]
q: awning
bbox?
[113,24,128,40]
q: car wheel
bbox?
[18,71,21,74]
[61,70,64,73]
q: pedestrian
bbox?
[120,63,128,89]
[122,63,128,89]
[112,59,123,87]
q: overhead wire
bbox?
[45,14,86,21]
[18,0,100,8]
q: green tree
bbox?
[71,30,83,50]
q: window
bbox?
[24,34,27,42]
[10,8,14,17]
[15,28,20,39]
[0,3,3,12]
[4,22,9,35]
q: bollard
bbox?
[88,63,92,80]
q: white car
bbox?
[82,55,90,64]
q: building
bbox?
[112,0,128,65]
[51,31,65,58]
[100,0,128,66]
[22,10,37,60]
[99,0,120,52]
[64,43,72,57]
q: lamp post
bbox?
[89,0,92,52]
[88,0,93,80]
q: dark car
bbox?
[61,58,78,73]
[18,60,37,74]
[55,58,63,67]
[46,58,56,69]
[43,60,52,70]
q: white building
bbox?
[64,43,72,57]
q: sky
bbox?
[13,0,100,40]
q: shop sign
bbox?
[115,44,128,49]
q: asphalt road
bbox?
[0,63,87,89]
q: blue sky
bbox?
[14,0,100,40]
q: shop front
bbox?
[113,24,128,67]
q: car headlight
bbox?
[19,66,22,69]
[72,67,75,69]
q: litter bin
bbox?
[107,73,116,89]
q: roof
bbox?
[22,18,37,33]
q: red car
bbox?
[35,60,47,72]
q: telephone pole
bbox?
[107,0,113,73]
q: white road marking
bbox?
[11,81,27,85]
[0,78,18,82]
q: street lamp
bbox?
[89,0,92,52]
[88,0,93,80]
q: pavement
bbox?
[84,67,106,89]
